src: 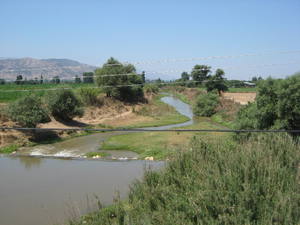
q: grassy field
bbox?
[0,83,96,90]
[98,122,228,160]
[0,83,98,103]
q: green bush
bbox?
[6,94,49,128]
[45,88,84,120]
[0,145,20,154]
[233,102,258,141]
[193,93,220,116]
[233,73,300,139]
[79,88,103,106]
[144,84,159,94]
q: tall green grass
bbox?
[67,133,300,224]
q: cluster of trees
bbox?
[51,76,60,84]
[234,72,300,138]
[14,75,44,85]
[176,65,228,95]
[6,88,84,128]
[74,72,95,84]
[251,76,263,82]
[8,72,95,85]
[5,57,148,127]
[94,57,144,101]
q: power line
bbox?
[100,50,300,66]
[0,127,299,133]
[2,61,296,81]
[1,50,299,72]
[84,61,300,79]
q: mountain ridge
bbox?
[0,57,97,80]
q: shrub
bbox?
[233,102,258,141]
[144,84,159,94]
[193,93,220,116]
[79,88,103,106]
[45,88,84,120]
[6,94,49,128]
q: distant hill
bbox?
[0,57,97,81]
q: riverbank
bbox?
[98,121,227,160]
[161,87,253,129]
[0,93,190,154]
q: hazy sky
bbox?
[1,0,300,80]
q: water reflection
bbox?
[9,156,42,170]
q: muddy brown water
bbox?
[0,94,226,225]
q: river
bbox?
[0,94,223,225]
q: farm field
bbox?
[228,87,258,92]
[223,92,256,105]
[0,83,98,103]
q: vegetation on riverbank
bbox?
[0,144,20,154]
[0,127,102,154]
[99,122,227,160]
[66,133,300,224]
[0,85,189,153]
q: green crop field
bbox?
[0,83,99,103]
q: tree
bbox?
[15,75,23,85]
[191,65,211,85]
[75,75,81,83]
[251,76,258,82]
[141,71,146,84]
[45,88,84,120]
[40,75,43,84]
[0,79,5,85]
[52,76,60,84]
[181,72,189,82]
[255,77,279,129]
[156,78,162,83]
[233,102,258,140]
[274,73,300,131]
[94,57,144,101]
[193,93,220,116]
[205,69,229,96]
[6,94,49,128]
[234,73,300,138]
[83,72,94,83]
